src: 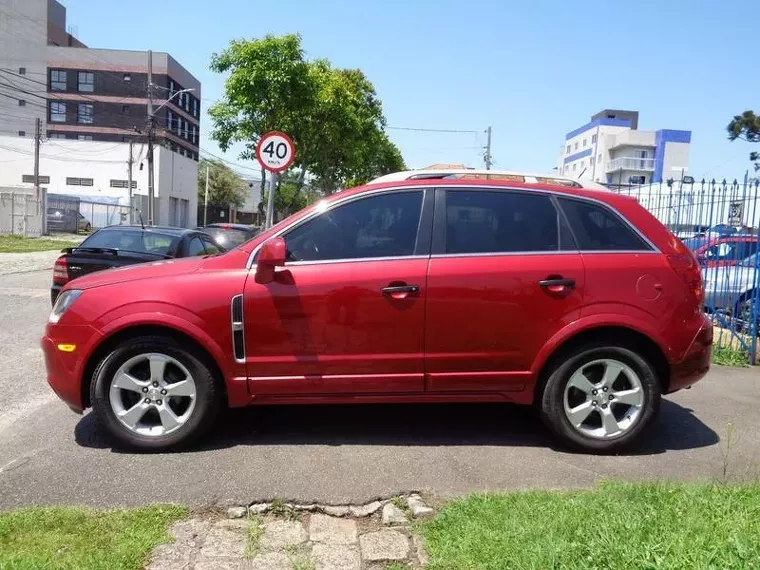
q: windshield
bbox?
[80,229,180,256]
[203,228,256,248]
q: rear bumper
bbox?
[667,314,713,393]
[41,323,103,413]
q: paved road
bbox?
[1,267,759,509]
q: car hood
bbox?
[66,256,207,290]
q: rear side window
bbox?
[558,198,651,251]
[443,190,574,254]
[187,237,206,257]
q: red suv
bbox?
[42,178,712,453]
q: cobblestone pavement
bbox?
[0,250,62,276]
[147,497,433,570]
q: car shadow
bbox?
[74,398,718,456]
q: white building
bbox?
[0,136,197,227]
[557,110,691,186]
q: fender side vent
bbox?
[231,294,245,362]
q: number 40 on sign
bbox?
[256,131,295,173]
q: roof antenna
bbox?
[134,207,145,230]
[577,167,587,179]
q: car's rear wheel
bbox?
[540,344,661,453]
[90,336,221,450]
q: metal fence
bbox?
[0,189,43,237]
[612,177,760,363]
[47,194,132,234]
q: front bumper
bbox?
[668,314,713,393]
[41,324,103,413]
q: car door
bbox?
[424,187,585,392]
[242,188,433,395]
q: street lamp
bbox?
[146,86,195,226]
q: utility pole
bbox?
[484,126,492,171]
[146,50,155,226]
[127,139,134,224]
[34,117,43,231]
[265,172,277,229]
[203,164,209,226]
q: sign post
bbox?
[255,131,296,229]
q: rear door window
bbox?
[558,198,652,251]
[187,237,206,257]
[441,190,574,254]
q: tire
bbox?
[539,343,661,453]
[90,335,221,450]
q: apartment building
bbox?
[0,0,201,227]
[557,109,691,186]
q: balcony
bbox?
[606,157,655,172]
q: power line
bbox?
[0,91,47,109]
[386,126,480,134]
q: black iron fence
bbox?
[612,178,760,363]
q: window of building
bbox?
[284,191,424,262]
[122,104,131,114]
[580,161,585,168]
[77,103,94,124]
[123,73,131,81]
[179,148,185,157]
[66,177,94,186]
[48,133,66,139]
[22,175,50,183]
[18,99,25,107]
[50,70,67,91]
[583,138,587,147]
[574,142,579,150]
[590,156,595,165]
[443,190,572,254]
[18,67,26,75]
[598,153,602,163]
[592,134,597,144]
[573,163,577,172]
[558,198,651,251]
[194,99,199,117]
[166,111,173,131]
[169,80,175,96]
[177,117,183,136]
[77,71,94,92]
[49,101,66,122]
[110,179,137,189]
[565,144,570,154]
[18,130,25,137]
[190,124,196,144]
[77,135,93,141]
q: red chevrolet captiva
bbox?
[42,170,712,453]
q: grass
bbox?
[0,504,186,570]
[0,235,79,253]
[244,514,263,560]
[712,344,750,367]
[712,325,758,365]
[420,481,760,570]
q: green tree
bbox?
[727,110,760,170]
[198,158,246,208]
[208,34,405,198]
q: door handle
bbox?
[539,277,576,293]
[381,284,420,299]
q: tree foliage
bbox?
[209,34,405,196]
[727,110,760,170]
[197,158,247,208]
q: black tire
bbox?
[539,343,661,453]
[90,335,221,451]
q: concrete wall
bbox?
[0,136,197,227]
[0,0,49,138]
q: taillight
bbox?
[53,256,69,284]
[667,253,704,304]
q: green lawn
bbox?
[421,481,760,570]
[0,235,80,253]
[0,505,186,570]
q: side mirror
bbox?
[255,237,287,284]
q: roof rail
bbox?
[369,169,610,191]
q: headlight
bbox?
[49,290,83,324]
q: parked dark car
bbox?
[199,223,259,249]
[51,225,224,305]
[47,208,91,233]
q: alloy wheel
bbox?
[562,358,644,439]
[108,352,197,437]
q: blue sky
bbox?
[64,0,756,180]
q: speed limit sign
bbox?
[256,131,295,173]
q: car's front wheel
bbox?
[539,344,661,453]
[90,336,221,450]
